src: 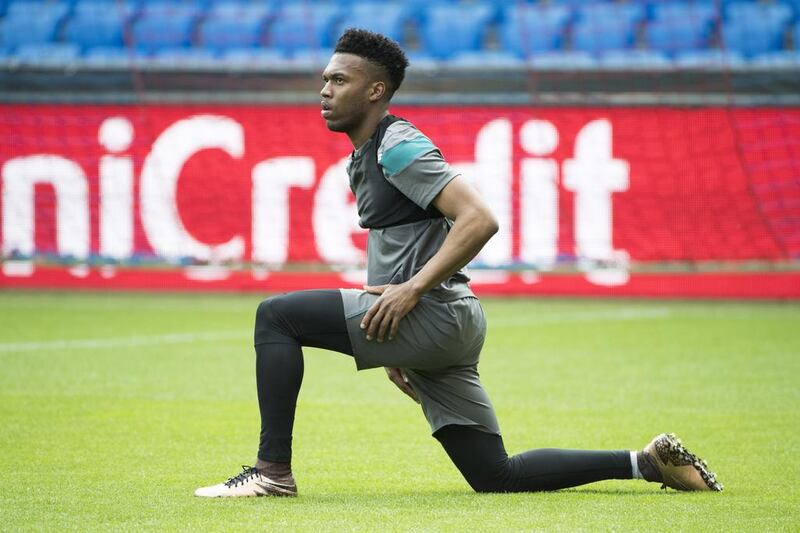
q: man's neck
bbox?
[348,110,390,149]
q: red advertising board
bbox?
[1,104,798,297]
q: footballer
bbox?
[195,29,722,497]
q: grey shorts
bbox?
[339,289,500,436]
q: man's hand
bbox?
[361,282,421,342]
[384,367,419,403]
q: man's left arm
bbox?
[361,174,498,342]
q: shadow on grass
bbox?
[202,486,671,507]
[557,487,681,496]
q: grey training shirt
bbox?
[346,117,475,302]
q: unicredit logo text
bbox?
[1,113,631,286]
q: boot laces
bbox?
[224,465,260,488]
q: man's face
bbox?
[320,53,376,134]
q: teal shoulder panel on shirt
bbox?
[380,137,436,176]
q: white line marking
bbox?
[0,331,250,353]
[0,308,677,352]
[491,308,671,326]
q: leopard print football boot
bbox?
[638,433,723,491]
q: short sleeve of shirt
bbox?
[378,121,458,210]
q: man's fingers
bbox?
[389,316,401,340]
[386,367,415,400]
[363,284,387,295]
[385,367,419,403]
[400,387,418,403]
[366,305,388,341]
[376,312,392,342]
[387,368,406,391]
[399,383,418,402]
[398,370,419,403]
[361,300,382,335]
[366,311,381,341]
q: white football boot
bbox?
[194,465,297,497]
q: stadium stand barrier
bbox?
[1,0,799,298]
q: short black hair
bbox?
[334,28,409,96]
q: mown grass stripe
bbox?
[0,330,250,352]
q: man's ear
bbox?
[368,81,386,102]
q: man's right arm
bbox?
[362,174,498,342]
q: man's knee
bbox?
[256,295,279,325]
[435,425,512,493]
[465,471,509,493]
[254,294,294,344]
[257,293,296,323]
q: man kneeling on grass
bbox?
[195,29,723,497]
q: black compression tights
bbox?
[254,290,353,463]
[254,290,632,491]
[434,425,631,492]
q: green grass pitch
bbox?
[1,291,798,531]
